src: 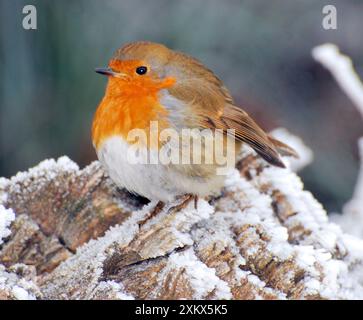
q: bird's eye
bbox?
[136,66,147,75]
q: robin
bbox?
[92,41,296,210]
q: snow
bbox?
[332,138,363,237]
[107,281,135,300]
[2,156,79,200]
[11,156,79,185]
[2,144,363,299]
[41,197,216,299]
[191,210,288,299]
[12,285,35,300]
[257,167,362,298]
[0,265,38,300]
[313,43,363,239]
[0,205,15,245]
[312,44,363,118]
[167,248,232,299]
[139,198,214,257]
[1,183,37,300]
[41,201,153,298]
[0,178,9,204]
[94,281,135,300]
[219,145,363,299]
[195,159,338,297]
[222,168,295,261]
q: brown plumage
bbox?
[153,42,297,167]
[93,41,297,203]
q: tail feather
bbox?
[268,135,299,158]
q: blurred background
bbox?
[0,0,362,213]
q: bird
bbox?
[92,41,297,211]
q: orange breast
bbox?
[92,88,170,150]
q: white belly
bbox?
[97,136,225,202]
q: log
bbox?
[1,144,363,300]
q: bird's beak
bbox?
[95,67,116,76]
[95,67,127,78]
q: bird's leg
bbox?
[194,195,199,210]
[138,201,165,227]
[168,194,198,214]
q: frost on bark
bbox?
[1,138,363,300]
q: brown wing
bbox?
[200,104,286,168]
[165,51,295,167]
[267,135,299,158]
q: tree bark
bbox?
[1,148,363,300]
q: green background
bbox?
[1,0,362,212]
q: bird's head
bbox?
[95,41,181,97]
[95,41,224,99]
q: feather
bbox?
[111,41,296,168]
[200,104,286,168]
[267,135,299,158]
[165,51,296,168]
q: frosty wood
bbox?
[1,133,363,299]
